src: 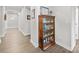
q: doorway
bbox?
[0,6,33,52]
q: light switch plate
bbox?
[0,38,1,44]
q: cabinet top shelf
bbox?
[39,15,55,17]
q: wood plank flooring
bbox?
[73,40,79,53]
[0,28,71,53]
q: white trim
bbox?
[0,30,6,38]
[18,27,30,36]
[56,41,72,51]
[0,38,1,44]
[30,39,38,48]
[70,7,78,51]
[71,41,76,51]
[7,27,18,29]
[30,39,35,47]
[75,6,78,40]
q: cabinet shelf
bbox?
[39,15,55,50]
[43,34,54,38]
[43,40,55,50]
[43,29,54,33]
[43,43,52,50]
[43,22,54,25]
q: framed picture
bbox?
[27,15,30,20]
[40,6,49,15]
[32,9,35,19]
[26,7,31,20]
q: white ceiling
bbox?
[5,6,24,13]
[5,6,31,12]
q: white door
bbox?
[6,13,18,29]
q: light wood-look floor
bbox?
[0,28,71,53]
[73,40,79,53]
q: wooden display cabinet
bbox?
[39,15,55,50]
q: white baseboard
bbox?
[19,27,30,36]
[71,39,76,51]
[7,27,18,29]
[30,39,35,47]
[0,31,6,38]
[30,39,38,48]
[0,30,6,44]
[56,41,72,51]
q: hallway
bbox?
[0,29,71,53]
[0,28,40,53]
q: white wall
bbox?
[0,6,6,37]
[49,6,76,51]
[2,6,31,36]
[5,6,23,29]
[19,7,30,36]
[75,7,78,40]
[30,6,40,47]
[71,7,77,50]
[0,6,3,37]
[0,6,31,38]
[6,13,18,29]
